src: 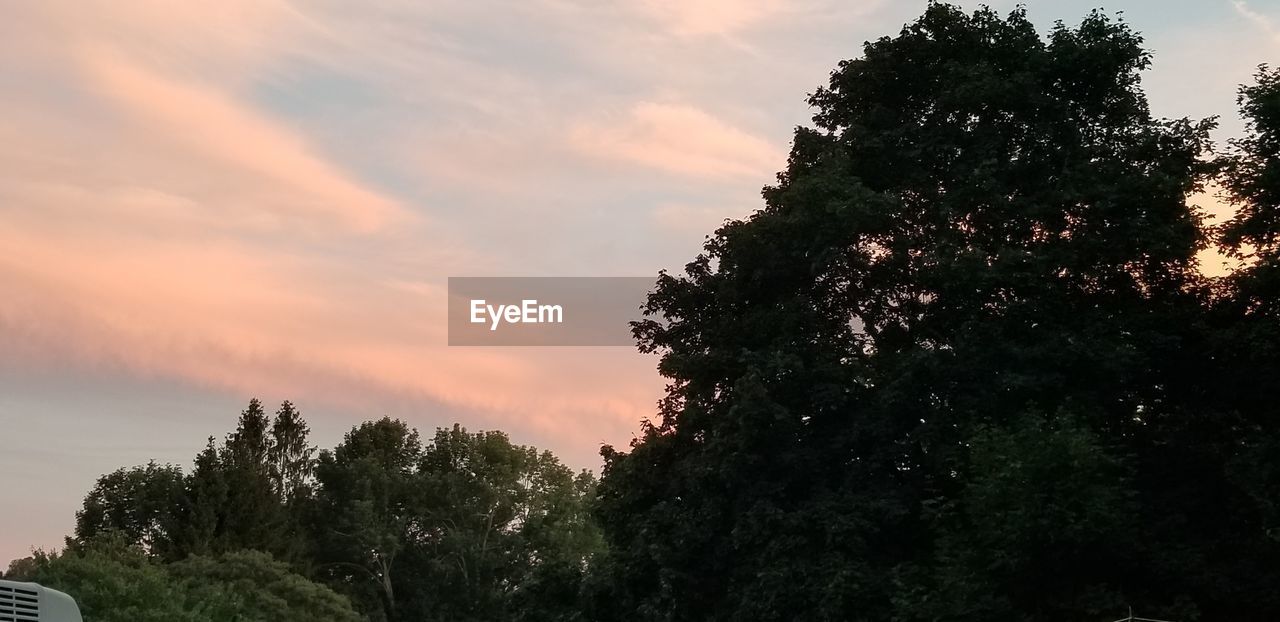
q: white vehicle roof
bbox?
[0,579,83,622]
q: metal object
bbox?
[0,580,83,622]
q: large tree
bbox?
[217,398,285,553]
[596,5,1280,620]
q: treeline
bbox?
[5,400,601,622]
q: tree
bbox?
[169,550,364,622]
[7,540,206,622]
[7,540,363,622]
[73,399,316,563]
[57,400,600,621]
[171,438,229,559]
[401,425,602,622]
[169,399,310,560]
[308,421,602,622]
[269,400,318,564]
[1216,67,1280,399]
[597,4,1280,620]
[74,462,186,558]
[896,414,1143,620]
[1206,65,1280,613]
[310,417,423,622]
[217,398,283,553]
[270,400,316,502]
[1221,66,1280,265]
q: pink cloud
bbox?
[16,1,314,80]
[571,101,784,180]
[79,50,405,234]
[0,19,657,460]
[0,211,655,451]
[637,0,788,37]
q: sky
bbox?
[0,0,1275,567]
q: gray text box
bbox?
[448,277,654,346]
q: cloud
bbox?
[570,101,784,180]
[79,50,405,233]
[13,1,316,80]
[0,208,655,453]
[636,0,788,37]
[0,0,833,480]
[0,4,654,464]
[1231,1,1280,43]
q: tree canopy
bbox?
[596,5,1280,621]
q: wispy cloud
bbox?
[1231,0,1280,43]
[82,50,407,233]
[0,3,653,453]
[571,102,784,180]
[636,0,789,37]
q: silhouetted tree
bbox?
[596,4,1280,620]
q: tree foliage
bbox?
[309,421,602,622]
[168,550,364,622]
[64,407,599,621]
[310,418,423,621]
[75,462,185,559]
[5,540,361,622]
[596,5,1280,621]
[73,399,317,563]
